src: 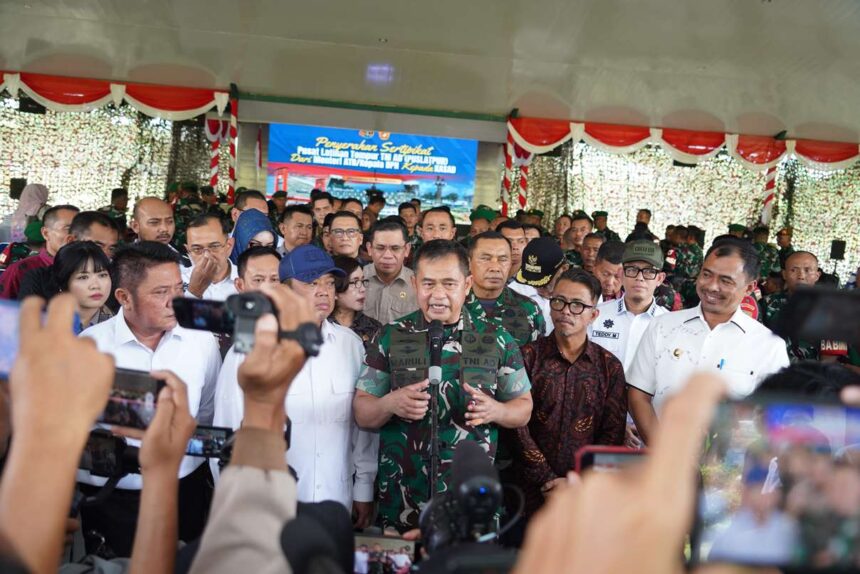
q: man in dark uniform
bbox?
[592,210,621,242]
[752,225,781,281]
[353,240,533,532]
[776,226,796,269]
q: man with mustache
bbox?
[353,239,532,533]
[627,237,789,446]
[513,268,627,516]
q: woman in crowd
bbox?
[230,209,277,264]
[331,255,381,348]
[2,183,49,243]
[18,241,113,333]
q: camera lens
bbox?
[244,300,255,311]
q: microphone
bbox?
[280,514,344,574]
[428,319,444,385]
[451,440,503,528]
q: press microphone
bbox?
[451,440,503,527]
[428,319,444,385]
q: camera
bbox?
[172,292,324,356]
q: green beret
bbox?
[526,209,544,217]
[470,205,497,223]
[728,223,747,233]
[592,210,608,218]
[24,220,43,243]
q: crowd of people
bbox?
[0,179,856,573]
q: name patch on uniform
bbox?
[591,330,619,339]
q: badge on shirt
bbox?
[399,291,406,299]
[591,330,619,339]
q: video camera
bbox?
[172,292,324,355]
[416,440,517,574]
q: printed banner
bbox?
[267,123,478,222]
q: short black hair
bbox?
[638,208,652,217]
[753,225,769,236]
[556,214,572,223]
[369,220,408,244]
[423,206,455,227]
[596,240,625,264]
[237,246,280,278]
[706,236,760,281]
[753,360,860,398]
[414,239,469,277]
[369,195,386,206]
[496,219,524,233]
[111,187,128,201]
[583,232,605,244]
[69,211,119,239]
[53,241,111,294]
[43,204,80,228]
[555,268,602,303]
[410,198,422,206]
[112,241,180,292]
[330,210,362,229]
[200,185,215,197]
[311,192,334,207]
[398,202,417,214]
[234,189,266,211]
[522,223,543,235]
[571,213,593,226]
[674,226,689,240]
[186,213,230,236]
[323,213,336,229]
[341,197,363,210]
[279,204,313,224]
[468,231,511,257]
[332,255,362,293]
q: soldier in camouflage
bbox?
[752,225,781,280]
[172,182,206,251]
[762,251,848,362]
[0,220,43,269]
[463,231,545,347]
[98,187,130,238]
[776,226,796,269]
[353,240,533,532]
[591,211,621,242]
[560,211,591,268]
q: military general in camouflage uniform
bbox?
[353,239,533,532]
[463,231,545,347]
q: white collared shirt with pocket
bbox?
[78,308,222,489]
[589,296,667,377]
[181,261,239,301]
[627,305,789,413]
[213,320,379,510]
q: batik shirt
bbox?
[463,288,545,348]
[355,309,531,532]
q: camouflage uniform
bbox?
[675,243,703,307]
[564,249,583,268]
[355,310,531,532]
[653,281,682,312]
[778,245,796,270]
[761,291,819,361]
[463,288,546,348]
[97,205,128,234]
[753,242,781,279]
[0,243,38,270]
[172,198,205,250]
[595,228,621,242]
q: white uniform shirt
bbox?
[181,261,239,301]
[354,550,370,574]
[78,308,222,489]
[627,305,789,413]
[213,320,379,509]
[508,281,554,334]
[589,296,667,376]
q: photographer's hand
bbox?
[513,373,726,574]
[238,283,316,432]
[0,295,114,574]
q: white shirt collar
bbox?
[114,307,183,347]
[617,296,659,317]
[686,304,749,334]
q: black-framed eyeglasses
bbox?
[549,297,594,315]
[623,266,660,280]
[348,278,370,290]
[331,228,362,239]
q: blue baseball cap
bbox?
[279,244,346,283]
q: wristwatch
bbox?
[280,322,324,357]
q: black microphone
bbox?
[451,440,503,528]
[280,514,344,574]
[428,319,444,385]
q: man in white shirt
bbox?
[182,213,237,300]
[589,241,668,374]
[627,237,790,445]
[354,545,370,574]
[364,220,417,325]
[214,244,378,527]
[78,241,222,556]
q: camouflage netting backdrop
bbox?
[0,96,231,213]
[523,141,859,280]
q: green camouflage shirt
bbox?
[754,242,781,279]
[172,198,206,249]
[595,228,621,242]
[778,245,796,270]
[675,243,704,279]
[355,309,531,532]
[761,291,819,361]
[564,249,583,267]
[463,288,546,347]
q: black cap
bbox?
[515,237,564,287]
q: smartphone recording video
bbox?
[186,425,233,458]
[354,534,416,574]
[97,369,164,430]
[575,446,646,473]
[694,397,860,570]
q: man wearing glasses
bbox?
[513,268,627,517]
[330,211,369,265]
[363,220,418,325]
[182,213,237,300]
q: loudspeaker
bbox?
[9,178,26,200]
[830,240,846,261]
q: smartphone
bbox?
[79,429,131,478]
[354,534,417,572]
[96,368,164,430]
[692,396,860,570]
[186,425,234,457]
[172,298,234,335]
[0,300,21,379]
[575,446,646,473]
[173,293,275,353]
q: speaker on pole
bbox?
[831,240,846,261]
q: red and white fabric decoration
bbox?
[227,90,239,205]
[205,119,230,188]
[501,130,534,216]
[0,71,228,120]
[507,117,860,208]
[761,166,777,225]
[255,125,263,178]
